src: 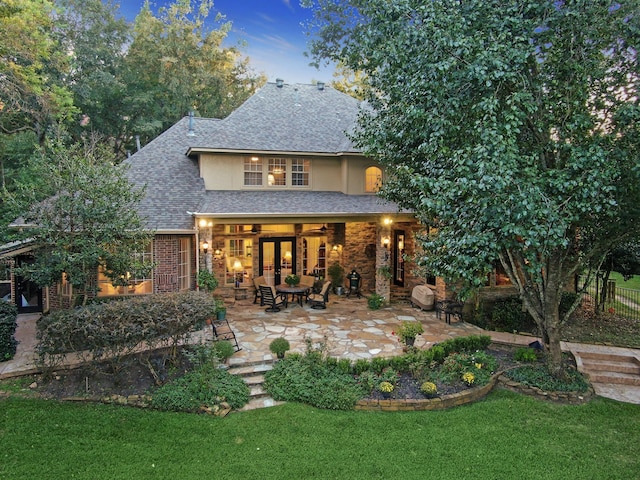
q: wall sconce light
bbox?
[332,244,338,252]
[201,241,209,254]
[213,246,224,260]
[382,237,390,249]
[383,217,393,226]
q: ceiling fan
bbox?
[302,223,328,234]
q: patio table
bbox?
[275,284,310,306]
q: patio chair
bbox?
[435,300,464,324]
[259,285,288,312]
[253,276,266,305]
[307,281,331,309]
[300,275,316,299]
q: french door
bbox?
[259,237,296,286]
[15,255,43,313]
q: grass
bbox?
[2,391,640,479]
[609,272,640,291]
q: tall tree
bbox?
[123,0,265,148]
[304,0,640,375]
[0,0,75,139]
[13,130,154,306]
[54,0,131,154]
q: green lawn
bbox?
[609,272,640,291]
[2,391,639,479]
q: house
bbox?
[0,80,514,313]
[121,80,423,303]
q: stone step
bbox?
[227,363,274,377]
[587,371,640,386]
[581,359,640,375]
[243,374,266,386]
[574,351,640,386]
[249,384,271,399]
[240,396,285,412]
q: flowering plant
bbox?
[285,274,300,286]
[462,372,475,385]
[420,381,438,397]
[378,381,395,393]
[394,320,424,344]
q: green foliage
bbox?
[352,358,371,375]
[264,346,364,410]
[13,133,154,306]
[306,0,640,374]
[396,320,424,343]
[376,265,392,281]
[327,262,345,287]
[36,291,216,372]
[420,381,438,397]
[0,301,18,361]
[269,337,290,356]
[514,347,538,363]
[196,269,218,293]
[438,352,498,387]
[285,274,300,286]
[211,340,235,362]
[489,297,533,333]
[151,363,249,412]
[505,365,590,393]
[436,335,493,357]
[367,293,385,310]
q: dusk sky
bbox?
[117,0,335,84]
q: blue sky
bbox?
[117,0,334,84]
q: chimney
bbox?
[135,135,141,152]
[187,111,195,136]
[276,78,284,88]
[317,81,325,91]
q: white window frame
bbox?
[243,156,311,188]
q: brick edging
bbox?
[354,374,500,411]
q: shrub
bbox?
[264,351,364,410]
[367,293,385,310]
[514,347,538,363]
[211,340,235,362]
[370,356,391,374]
[36,291,217,372]
[378,381,394,393]
[437,335,492,357]
[0,301,18,361]
[505,364,590,392]
[438,351,497,386]
[353,358,371,375]
[489,296,534,332]
[152,363,249,412]
[269,337,290,357]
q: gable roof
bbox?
[125,82,402,232]
[187,82,362,155]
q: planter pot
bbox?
[334,286,345,296]
[404,337,415,347]
[276,351,285,359]
[216,310,227,320]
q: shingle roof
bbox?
[124,82,401,231]
[196,190,401,216]
[189,82,362,154]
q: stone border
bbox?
[355,374,500,411]
[354,369,595,411]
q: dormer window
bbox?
[244,156,310,187]
[365,166,382,193]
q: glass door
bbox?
[259,237,295,286]
[393,231,405,287]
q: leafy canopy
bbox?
[305,0,640,372]
[13,130,154,305]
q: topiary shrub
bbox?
[0,301,18,361]
[367,293,385,310]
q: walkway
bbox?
[1,296,639,404]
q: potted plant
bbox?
[197,269,219,293]
[215,297,226,320]
[395,320,424,347]
[269,337,290,359]
[327,262,345,295]
[285,274,300,286]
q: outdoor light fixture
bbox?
[201,241,209,254]
[382,237,390,249]
[383,218,393,226]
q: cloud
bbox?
[282,0,295,12]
